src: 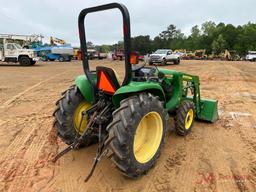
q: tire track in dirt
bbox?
[230,64,256,178]
[229,158,251,192]
[149,144,187,192]
[0,71,67,109]
[0,70,73,192]
[249,161,256,190]
[0,110,59,192]
[217,63,256,191]
[143,133,186,192]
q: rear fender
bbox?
[112,82,165,108]
[75,75,95,103]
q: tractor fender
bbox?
[75,75,95,103]
[112,82,165,108]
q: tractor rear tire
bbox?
[174,100,195,136]
[106,93,168,178]
[19,56,31,66]
[53,85,96,147]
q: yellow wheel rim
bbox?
[73,102,92,135]
[133,112,163,164]
[185,109,194,129]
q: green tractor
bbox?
[52,3,218,181]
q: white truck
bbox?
[246,51,256,61]
[0,41,38,66]
[149,49,180,65]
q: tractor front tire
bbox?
[53,85,96,147]
[174,100,195,136]
[106,93,168,178]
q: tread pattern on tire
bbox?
[19,56,31,66]
[174,100,195,136]
[106,93,168,178]
[174,58,180,65]
[53,85,94,147]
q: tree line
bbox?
[93,21,256,56]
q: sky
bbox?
[0,0,255,46]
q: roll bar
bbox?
[78,3,131,87]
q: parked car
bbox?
[112,49,124,60]
[246,51,256,61]
[149,49,180,65]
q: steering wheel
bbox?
[131,62,146,71]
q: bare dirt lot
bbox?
[0,60,256,192]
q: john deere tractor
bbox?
[52,3,218,181]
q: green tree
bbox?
[201,21,216,36]
[188,25,203,51]
[88,21,256,57]
[86,41,94,49]
[152,36,166,51]
[191,25,200,38]
[211,34,227,54]
[159,24,183,40]
[95,44,111,53]
[131,35,152,54]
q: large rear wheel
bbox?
[53,85,96,147]
[106,93,167,178]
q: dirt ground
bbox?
[0,59,256,192]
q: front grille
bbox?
[150,55,160,60]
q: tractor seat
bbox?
[96,66,120,95]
